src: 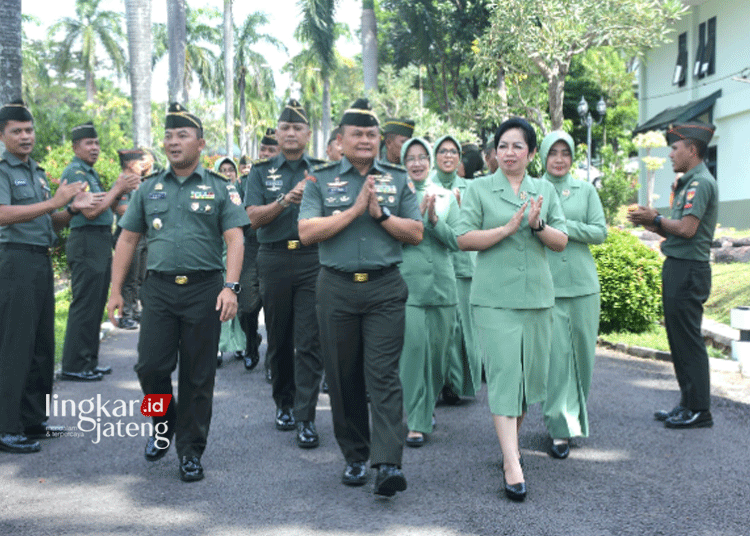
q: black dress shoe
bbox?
[296,421,319,448]
[60,370,103,382]
[0,434,41,454]
[233,350,244,360]
[94,366,112,375]
[243,349,260,371]
[119,318,139,330]
[144,435,172,461]
[24,423,65,440]
[654,405,685,422]
[374,464,407,497]
[549,440,570,459]
[405,433,425,448]
[440,385,461,406]
[503,473,527,502]
[275,408,295,431]
[665,409,713,429]
[179,456,204,482]
[342,461,368,486]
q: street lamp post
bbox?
[577,96,607,184]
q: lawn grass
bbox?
[704,262,750,325]
[54,287,72,365]
[602,324,727,359]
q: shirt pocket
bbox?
[11,181,35,201]
[145,199,169,230]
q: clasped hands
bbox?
[351,175,388,220]
[505,196,544,235]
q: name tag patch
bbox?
[13,179,27,186]
[266,180,283,192]
[327,186,347,194]
[149,192,167,200]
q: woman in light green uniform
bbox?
[539,131,606,459]
[430,135,479,402]
[398,138,461,447]
[457,118,568,502]
[215,157,246,364]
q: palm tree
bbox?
[125,0,152,147]
[0,0,22,105]
[297,0,337,145]
[361,0,377,93]
[167,0,187,103]
[50,0,126,102]
[223,0,234,156]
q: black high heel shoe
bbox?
[503,473,527,502]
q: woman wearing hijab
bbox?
[539,131,606,459]
[457,118,568,501]
[398,138,460,447]
[214,157,245,366]
[431,135,480,404]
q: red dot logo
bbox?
[140,394,172,417]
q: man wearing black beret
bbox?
[382,118,415,165]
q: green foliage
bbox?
[591,228,663,333]
[597,143,638,225]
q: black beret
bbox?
[260,128,278,146]
[340,98,379,127]
[383,118,415,138]
[71,121,98,142]
[666,121,715,146]
[0,100,33,123]
[278,99,308,124]
[239,155,251,166]
[165,102,202,130]
[117,149,145,168]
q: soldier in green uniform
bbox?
[245,100,325,448]
[60,123,141,381]
[628,121,718,430]
[539,131,607,459]
[381,118,415,165]
[431,135,479,403]
[107,103,249,481]
[299,98,423,497]
[0,100,97,453]
[258,128,280,160]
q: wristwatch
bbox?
[653,214,663,228]
[276,193,290,208]
[67,205,80,215]
[530,219,545,233]
[224,282,241,294]
[375,206,391,224]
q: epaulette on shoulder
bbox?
[207,169,230,181]
[379,160,406,172]
[140,171,160,184]
[308,156,326,166]
[252,157,270,166]
[313,161,338,173]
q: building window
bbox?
[706,145,717,180]
[700,17,716,77]
[673,32,688,86]
[694,22,705,78]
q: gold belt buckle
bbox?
[353,272,369,283]
[287,240,300,250]
[174,275,188,285]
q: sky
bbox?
[22,0,363,100]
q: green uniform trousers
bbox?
[62,227,112,373]
[662,257,712,411]
[446,277,480,396]
[121,238,147,320]
[400,305,455,434]
[134,271,222,458]
[0,246,55,434]
[316,266,408,467]
[257,244,322,421]
[543,293,599,439]
[238,231,262,357]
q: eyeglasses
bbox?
[437,148,458,156]
[405,154,430,165]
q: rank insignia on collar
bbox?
[562,189,570,197]
[154,183,164,191]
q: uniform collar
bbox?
[338,155,383,177]
[275,151,311,172]
[491,170,538,207]
[677,161,709,189]
[2,149,33,168]
[167,162,205,183]
[72,155,96,174]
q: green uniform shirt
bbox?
[456,170,567,309]
[244,153,324,243]
[63,156,113,228]
[544,173,607,297]
[401,180,460,307]
[0,150,55,247]
[118,164,250,272]
[299,156,422,271]
[431,169,476,278]
[661,161,718,262]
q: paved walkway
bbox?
[1,325,749,536]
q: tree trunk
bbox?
[322,76,331,149]
[125,0,152,148]
[167,0,187,103]
[497,66,508,121]
[238,73,247,158]
[0,0,22,105]
[85,70,96,102]
[548,72,565,131]
[223,0,234,156]
[361,0,378,93]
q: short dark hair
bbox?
[681,138,708,159]
[494,117,537,154]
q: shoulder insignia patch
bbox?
[312,161,338,173]
[252,158,270,166]
[379,160,406,172]
[207,169,230,181]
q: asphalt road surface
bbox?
[1,323,748,536]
